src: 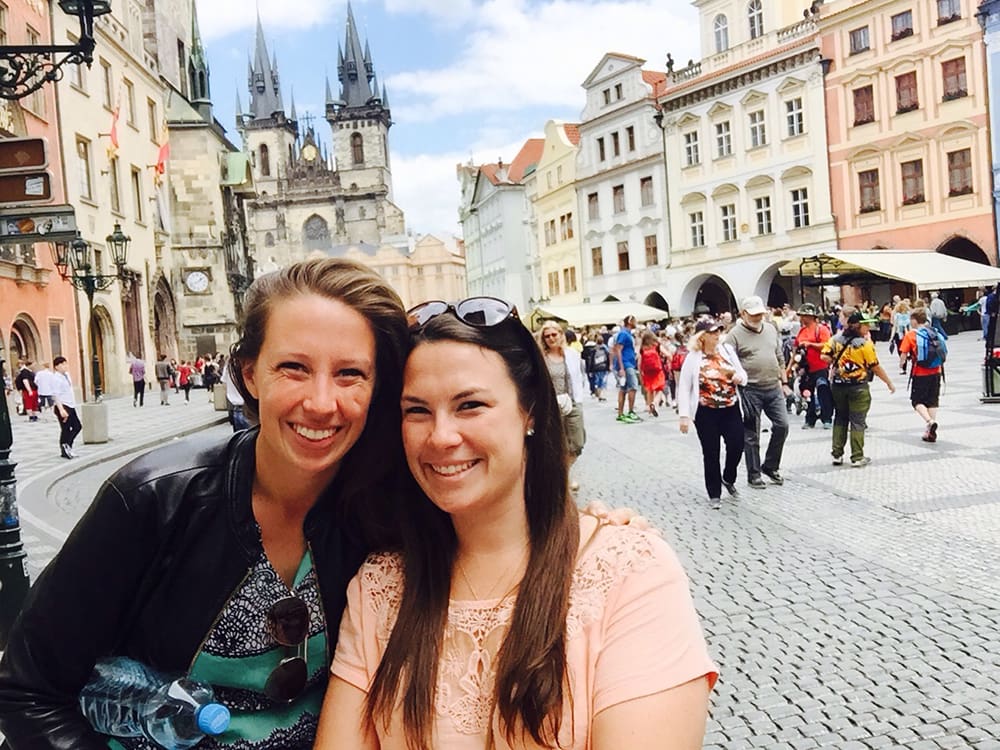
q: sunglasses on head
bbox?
[263,595,310,703]
[407,297,518,331]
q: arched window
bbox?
[303,215,331,252]
[259,144,270,177]
[714,14,729,53]
[351,132,364,165]
[748,0,764,39]
[264,232,275,247]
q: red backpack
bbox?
[640,348,662,377]
[670,345,688,372]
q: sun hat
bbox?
[797,303,820,317]
[740,295,768,315]
[695,317,725,334]
[847,311,879,326]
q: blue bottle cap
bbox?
[196,703,231,735]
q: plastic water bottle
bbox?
[79,656,230,749]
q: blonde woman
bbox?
[677,318,748,510]
[539,321,587,488]
[892,300,912,373]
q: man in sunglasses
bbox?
[612,315,642,423]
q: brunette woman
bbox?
[316,298,716,749]
[677,318,748,510]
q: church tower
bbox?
[187,6,212,122]
[238,14,297,197]
[326,1,394,201]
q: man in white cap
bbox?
[724,295,790,489]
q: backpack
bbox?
[915,327,947,369]
[670,346,688,372]
[590,345,609,371]
[640,348,662,377]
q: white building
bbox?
[657,1,837,314]
[576,54,672,313]
[457,139,543,311]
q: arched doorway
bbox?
[644,291,671,316]
[936,236,991,265]
[753,262,793,309]
[680,274,737,316]
[89,305,114,397]
[153,276,178,359]
[8,314,42,363]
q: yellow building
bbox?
[527,121,583,304]
[818,0,995,268]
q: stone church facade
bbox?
[238,4,407,274]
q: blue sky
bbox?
[197,0,702,239]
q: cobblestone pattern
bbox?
[572,333,1000,747]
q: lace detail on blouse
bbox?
[358,523,660,736]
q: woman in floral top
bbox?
[676,318,749,509]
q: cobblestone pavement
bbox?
[11,332,1000,747]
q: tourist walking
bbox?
[639,330,666,417]
[14,360,39,422]
[793,304,833,429]
[582,332,610,401]
[51,356,81,459]
[178,360,194,403]
[929,292,949,339]
[539,321,587,489]
[898,308,947,443]
[612,315,641,423]
[823,311,895,468]
[33,361,54,419]
[128,355,146,407]
[154,353,171,405]
[724,296,790,489]
[678,318,748,510]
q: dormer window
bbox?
[714,15,729,53]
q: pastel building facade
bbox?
[818,0,995,267]
[659,1,836,314]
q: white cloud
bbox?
[382,0,477,26]
[196,0,341,42]
[387,0,701,123]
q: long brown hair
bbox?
[367,312,579,749]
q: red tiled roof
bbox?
[643,69,668,97]
[563,124,581,145]
[480,138,545,185]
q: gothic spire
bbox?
[338,0,374,107]
[248,12,285,120]
[188,0,211,106]
[235,87,243,128]
[289,89,297,121]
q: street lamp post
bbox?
[0,1,113,101]
[0,338,29,648]
[51,224,131,402]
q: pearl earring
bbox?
[526,427,535,437]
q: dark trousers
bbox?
[831,384,871,462]
[694,404,744,499]
[740,384,789,478]
[182,383,192,402]
[803,370,833,426]
[59,406,82,448]
[132,380,145,406]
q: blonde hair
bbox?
[537,321,565,352]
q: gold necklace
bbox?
[456,547,529,601]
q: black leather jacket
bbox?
[0,429,368,750]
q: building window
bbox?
[754,196,772,235]
[259,144,270,176]
[749,110,767,148]
[351,132,365,164]
[591,246,604,276]
[109,157,121,213]
[684,131,700,166]
[612,131,621,157]
[24,27,45,115]
[69,37,86,89]
[850,26,870,55]
[640,176,654,207]
[937,0,961,24]
[626,125,635,151]
[617,241,630,271]
[901,159,925,204]
[715,121,732,157]
[947,148,972,196]
[597,137,606,161]
[859,169,880,212]
[895,72,919,113]
[942,57,967,101]
[891,10,914,41]
[100,58,113,109]
[614,83,623,100]
[147,98,158,141]
[556,165,563,183]
[76,138,92,200]
[721,204,737,241]
[690,211,705,247]
[546,171,553,190]
[131,167,144,222]
[785,98,804,137]
[588,192,599,220]
[177,38,187,97]
[791,188,810,227]
[602,88,611,105]
[544,219,556,246]
[644,235,658,266]
[548,270,560,296]
[563,267,577,293]
[714,14,729,53]
[560,212,574,240]
[49,320,63,358]
[853,85,875,125]
[748,0,764,39]
[123,79,135,124]
[612,184,625,213]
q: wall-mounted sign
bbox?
[0,204,76,245]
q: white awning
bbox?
[528,301,669,329]
[779,250,1000,291]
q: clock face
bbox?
[185,270,210,293]
[302,144,318,162]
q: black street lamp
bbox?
[0,337,29,648]
[51,224,131,401]
[0,0,113,101]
